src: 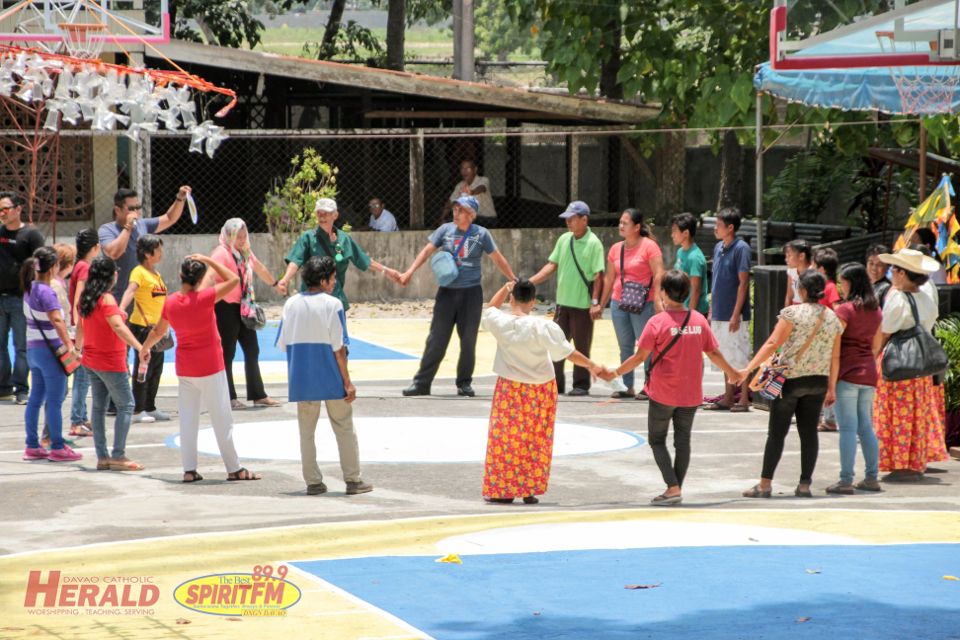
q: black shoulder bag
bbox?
[647,310,691,380]
[881,292,947,381]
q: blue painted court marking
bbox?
[104,321,414,365]
[295,544,960,640]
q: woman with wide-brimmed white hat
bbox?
[874,248,949,482]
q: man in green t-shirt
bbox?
[277,198,400,311]
[670,212,709,315]
[530,201,605,395]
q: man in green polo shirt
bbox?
[530,200,605,396]
[277,198,400,310]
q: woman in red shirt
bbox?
[141,254,261,483]
[76,255,146,471]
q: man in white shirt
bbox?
[366,198,398,232]
[443,159,497,225]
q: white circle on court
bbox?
[173,417,642,463]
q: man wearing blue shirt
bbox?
[705,207,752,412]
[398,196,516,397]
[99,186,191,300]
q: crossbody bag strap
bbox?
[648,310,691,376]
[568,234,592,291]
[28,306,59,355]
[619,242,625,288]
[792,306,826,363]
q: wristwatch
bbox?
[591,298,599,305]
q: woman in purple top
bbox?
[825,263,883,494]
[22,247,81,462]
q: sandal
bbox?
[227,467,262,481]
[742,484,772,498]
[522,496,540,505]
[817,422,838,432]
[253,397,282,407]
[109,458,145,471]
[70,423,93,437]
[484,497,514,504]
[96,459,111,471]
[795,484,813,498]
[610,390,635,399]
[703,402,732,411]
[650,493,683,506]
[730,404,751,413]
[182,470,204,483]
[230,399,247,410]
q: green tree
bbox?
[476,0,537,62]
[148,0,308,48]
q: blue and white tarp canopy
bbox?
[755,0,960,115]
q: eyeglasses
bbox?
[126,205,143,211]
[368,204,381,209]
[0,205,15,213]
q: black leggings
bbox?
[761,375,827,484]
[214,301,266,401]
[647,399,697,488]
[129,324,164,413]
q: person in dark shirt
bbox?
[0,191,45,404]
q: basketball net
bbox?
[58,23,106,60]
[877,30,960,115]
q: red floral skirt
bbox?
[874,375,948,472]
[482,377,558,499]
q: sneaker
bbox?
[15,392,28,405]
[147,409,170,421]
[855,479,883,492]
[23,447,49,460]
[306,482,328,496]
[132,412,156,424]
[566,388,589,397]
[457,385,476,397]
[345,481,373,495]
[402,385,430,397]
[48,445,83,462]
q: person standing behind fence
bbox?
[76,256,146,472]
[825,263,883,495]
[68,229,99,438]
[872,248,947,482]
[399,195,517,397]
[481,279,599,504]
[704,208,753,413]
[0,191,45,405]
[119,235,168,424]
[442,159,497,226]
[598,271,741,506]
[365,198,399,232]
[597,208,663,400]
[141,255,261,483]
[529,201,604,397]
[276,256,372,496]
[21,247,81,463]
[99,186,191,302]
[210,218,283,410]
[670,213,709,315]
[277,198,400,309]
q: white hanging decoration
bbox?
[188,120,228,158]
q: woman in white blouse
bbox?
[874,248,949,481]
[480,279,599,505]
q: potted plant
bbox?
[933,313,960,452]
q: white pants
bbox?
[178,370,241,474]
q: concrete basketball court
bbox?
[1,311,959,639]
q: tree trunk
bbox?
[385,0,406,71]
[319,0,347,59]
[716,130,743,212]
[654,131,686,226]
[599,18,623,99]
[193,15,219,45]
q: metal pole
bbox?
[755,92,765,266]
[460,0,475,81]
[452,0,463,80]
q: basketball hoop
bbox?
[58,22,106,59]
[877,30,960,115]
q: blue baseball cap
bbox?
[559,200,590,218]
[454,195,480,213]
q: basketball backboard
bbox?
[771,0,960,69]
[0,0,170,58]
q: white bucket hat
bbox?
[314,197,337,213]
[878,248,940,274]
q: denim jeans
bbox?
[834,380,879,484]
[88,368,134,460]
[25,346,67,450]
[610,299,654,390]
[70,364,90,425]
[0,294,28,395]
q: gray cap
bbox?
[559,200,590,219]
